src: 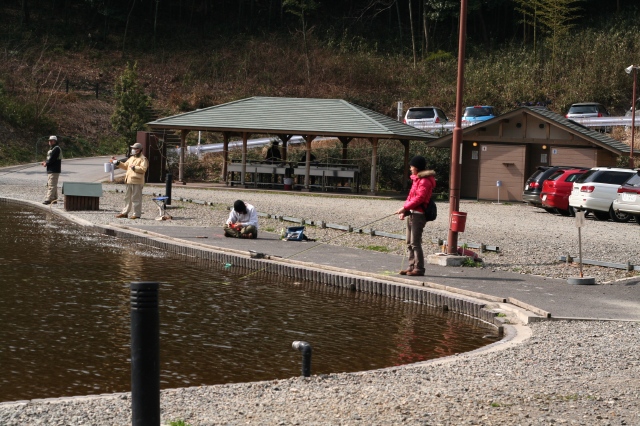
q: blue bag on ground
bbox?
[284,226,306,241]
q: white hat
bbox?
[130,142,143,150]
[49,135,57,141]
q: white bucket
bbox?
[104,162,114,173]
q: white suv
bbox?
[568,167,636,222]
[403,106,448,133]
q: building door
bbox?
[478,144,526,201]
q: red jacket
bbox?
[403,170,436,213]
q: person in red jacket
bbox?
[394,155,436,276]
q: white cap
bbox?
[130,142,143,150]
[49,135,57,141]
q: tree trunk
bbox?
[476,5,489,50]
[422,2,429,58]
[395,0,402,46]
[122,0,137,57]
[21,0,30,27]
[408,0,416,68]
[153,0,159,50]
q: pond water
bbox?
[0,201,496,402]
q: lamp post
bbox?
[626,65,639,168]
[447,0,468,255]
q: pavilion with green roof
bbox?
[147,96,436,193]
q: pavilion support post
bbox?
[277,134,292,162]
[241,132,248,187]
[178,130,188,184]
[302,135,314,192]
[400,139,410,192]
[338,137,352,163]
[222,132,230,183]
[369,138,378,195]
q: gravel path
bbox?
[1,174,639,425]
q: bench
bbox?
[62,182,102,211]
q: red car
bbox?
[540,168,589,216]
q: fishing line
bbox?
[0,163,41,177]
[237,211,399,280]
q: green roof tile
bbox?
[148,97,435,141]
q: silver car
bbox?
[568,167,635,222]
[625,98,640,118]
[566,102,610,132]
[403,106,449,132]
[612,171,640,224]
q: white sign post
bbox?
[493,180,502,205]
[575,211,585,278]
[568,211,596,285]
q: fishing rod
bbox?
[237,211,399,280]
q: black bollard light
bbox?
[292,341,312,377]
[165,173,172,206]
[130,282,160,426]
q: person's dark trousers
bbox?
[406,213,427,272]
[223,224,258,238]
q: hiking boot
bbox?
[129,215,140,220]
[42,200,52,205]
[115,213,127,218]
[399,269,412,275]
[406,270,425,276]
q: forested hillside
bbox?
[0,0,639,167]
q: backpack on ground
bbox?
[283,226,314,241]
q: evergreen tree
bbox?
[110,62,151,147]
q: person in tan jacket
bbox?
[111,142,149,219]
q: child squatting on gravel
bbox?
[394,155,436,277]
[224,200,259,239]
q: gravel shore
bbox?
[1,174,639,425]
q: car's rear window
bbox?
[577,170,634,184]
[464,107,492,117]
[407,109,435,119]
[527,169,547,182]
[568,105,599,114]
[623,174,640,187]
[547,171,564,181]
[565,172,586,183]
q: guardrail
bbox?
[558,255,639,271]
[411,116,638,132]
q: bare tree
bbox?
[283,0,318,84]
[17,42,65,129]
[122,0,137,57]
[408,0,416,68]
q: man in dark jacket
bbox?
[41,135,62,205]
